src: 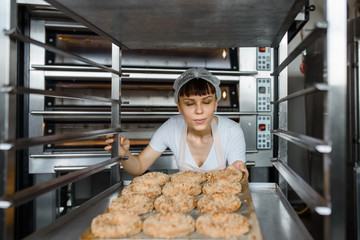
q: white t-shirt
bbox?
[149,115,246,171]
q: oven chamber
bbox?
[0,0,352,239]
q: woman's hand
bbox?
[227,160,249,179]
[104,134,130,156]
[105,135,162,176]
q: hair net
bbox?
[173,68,221,103]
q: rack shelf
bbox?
[271,23,327,76]
[0,157,124,208]
[271,83,328,104]
[44,0,307,49]
[272,159,329,215]
[271,128,331,153]
[0,128,122,150]
[1,85,120,103]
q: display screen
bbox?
[259,86,266,94]
[259,47,266,52]
[259,124,266,131]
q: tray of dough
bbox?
[81,170,262,239]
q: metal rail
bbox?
[44,0,128,49]
[0,156,127,208]
[31,65,258,76]
[23,182,123,240]
[0,127,122,150]
[3,28,122,76]
[30,111,113,120]
[29,111,258,116]
[271,128,331,153]
[271,83,328,104]
[0,85,120,103]
[31,65,109,72]
[28,111,258,121]
[30,153,110,158]
[271,158,330,215]
[110,44,121,184]
[30,111,177,115]
[271,22,327,76]
[44,20,87,29]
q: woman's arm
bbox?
[105,135,162,176]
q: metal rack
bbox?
[1,1,125,238]
[270,0,347,238]
[0,0,348,239]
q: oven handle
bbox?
[245,161,256,167]
[54,166,87,172]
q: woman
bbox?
[105,68,248,177]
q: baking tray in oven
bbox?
[80,176,262,240]
[24,182,312,239]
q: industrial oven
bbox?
[27,18,275,227]
[0,0,351,239]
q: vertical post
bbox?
[1,0,17,239]
[110,44,121,185]
[29,20,56,231]
[357,43,360,240]
[277,33,288,193]
[324,0,347,239]
[357,167,360,240]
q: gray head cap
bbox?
[173,68,221,103]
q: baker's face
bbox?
[177,93,217,132]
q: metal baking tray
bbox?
[24,182,311,240]
[80,176,262,239]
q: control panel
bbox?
[239,47,274,169]
[257,78,271,112]
[257,115,271,149]
[256,47,271,71]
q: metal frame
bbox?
[324,1,347,238]
[271,83,328,104]
[4,28,122,75]
[0,0,349,239]
[0,127,122,151]
[31,65,259,76]
[23,182,124,240]
[0,4,124,238]
[271,0,347,239]
[271,23,327,76]
[1,1,17,239]
[0,156,124,208]
[0,85,120,103]
[276,32,289,194]
[272,159,329,215]
[110,44,121,185]
[271,128,331,153]
[349,21,360,240]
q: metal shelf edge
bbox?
[271,128,331,153]
[24,182,123,240]
[272,159,330,216]
[271,22,327,76]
